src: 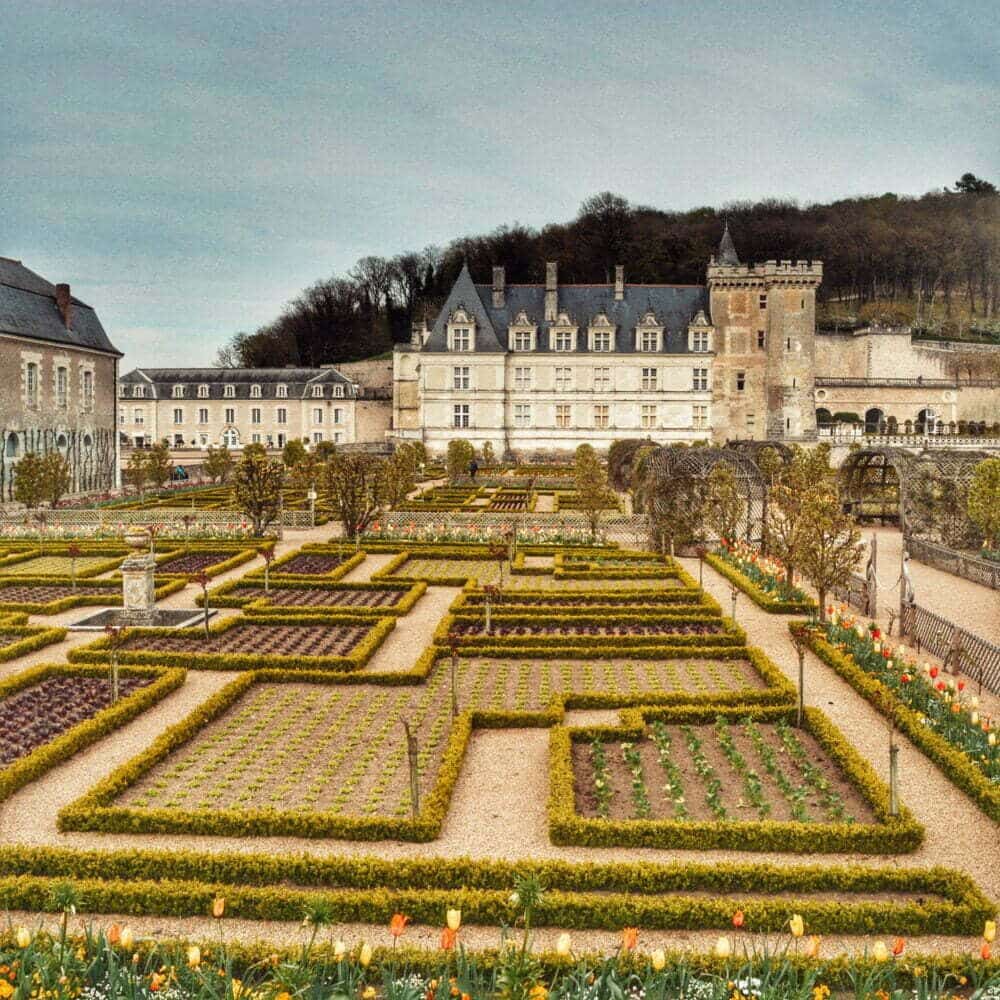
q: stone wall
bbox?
[335,359,393,398]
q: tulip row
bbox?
[705,551,817,614]
[792,622,1000,822]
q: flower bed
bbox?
[0,550,127,578]
[0,624,67,662]
[152,547,258,578]
[268,550,356,575]
[0,663,184,803]
[792,619,1000,822]
[204,578,427,617]
[707,541,816,614]
[360,522,602,546]
[450,586,706,613]
[68,614,396,672]
[550,704,924,853]
[0,576,186,614]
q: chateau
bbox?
[393,227,822,453]
[392,228,997,455]
[0,258,121,497]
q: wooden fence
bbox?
[907,536,1000,590]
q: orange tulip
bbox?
[732,911,745,929]
[440,927,458,951]
[390,913,410,939]
[212,897,226,919]
[622,927,639,952]
[982,943,992,961]
[892,937,905,956]
[805,935,821,959]
[107,924,121,945]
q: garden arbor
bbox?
[637,446,772,551]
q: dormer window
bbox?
[172,384,185,398]
[509,310,537,352]
[276,384,287,398]
[198,384,209,398]
[553,330,575,352]
[691,331,711,352]
[333,384,344,398]
[134,385,146,398]
[447,306,476,352]
[588,313,615,353]
[224,384,235,398]
[452,328,471,351]
[512,331,533,351]
[635,311,663,352]
[311,385,324,398]
[250,384,262,398]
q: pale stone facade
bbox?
[0,258,121,498]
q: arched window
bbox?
[222,427,240,448]
[864,408,884,434]
[82,434,93,449]
[815,408,832,428]
[250,384,262,398]
[333,384,344,398]
[4,435,19,458]
[56,433,68,449]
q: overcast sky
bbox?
[3,0,997,370]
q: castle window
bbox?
[692,405,709,430]
[198,384,210,398]
[133,408,144,425]
[334,408,342,424]
[82,370,94,411]
[641,368,658,391]
[759,294,767,310]
[56,366,68,408]
[174,434,184,447]
[746,413,756,433]
[757,330,766,349]
[134,384,145,398]
[786,338,792,351]
[276,384,287,398]
[313,408,323,424]
[198,408,209,424]
[252,408,262,425]
[333,384,344,398]
[736,372,746,391]
[224,385,235,398]
[593,404,610,429]
[452,327,471,351]
[172,384,185,398]
[250,384,261,398]
[513,367,532,391]
[453,366,470,390]
[453,404,470,428]
[5,435,18,458]
[225,407,235,423]
[553,330,575,352]
[555,404,571,428]
[640,330,660,352]
[693,368,709,391]
[691,331,710,352]
[25,363,39,408]
[311,385,324,397]
[792,377,797,388]
[592,331,612,352]
[513,403,532,428]
[276,408,287,424]
[593,367,611,392]
[173,408,183,424]
[512,331,533,351]
[554,367,572,392]
[641,404,657,429]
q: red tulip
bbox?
[732,910,745,929]
[892,937,905,956]
[929,666,939,679]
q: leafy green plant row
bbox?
[548,703,924,854]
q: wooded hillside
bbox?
[217,175,999,368]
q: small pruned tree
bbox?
[480,440,496,468]
[282,437,308,469]
[382,449,416,509]
[40,452,72,507]
[145,442,172,491]
[797,490,864,621]
[705,464,745,544]
[12,452,46,508]
[446,439,475,482]
[325,452,389,540]
[203,445,235,485]
[125,449,149,497]
[234,452,285,537]
[288,450,322,493]
[968,457,1000,550]
[574,444,616,540]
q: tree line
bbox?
[216,175,999,368]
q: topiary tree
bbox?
[125,449,149,497]
[144,442,172,490]
[446,439,475,482]
[480,440,496,468]
[12,453,46,508]
[203,445,234,484]
[797,489,864,621]
[234,452,285,537]
[40,452,72,507]
[968,457,1000,550]
[282,438,307,468]
[573,443,616,540]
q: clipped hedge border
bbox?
[246,549,365,582]
[150,546,259,579]
[793,622,1000,822]
[705,553,817,614]
[0,576,187,614]
[201,577,426,617]
[0,547,129,578]
[0,624,67,662]
[0,663,185,803]
[0,851,988,935]
[449,584,710,614]
[549,702,924,854]
[67,613,396,673]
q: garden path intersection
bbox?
[0,519,995,965]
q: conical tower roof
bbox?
[717,221,740,266]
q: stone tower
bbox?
[707,225,823,441]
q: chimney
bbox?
[614,265,625,301]
[544,261,558,321]
[55,283,72,329]
[492,266,505,308]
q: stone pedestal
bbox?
[120,552,157,625]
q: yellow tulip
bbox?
[120,927,134,951]
[447,908,461,932]
[989,732,997,747]
[359,942,373,968]
[15,927,31,949]
[362,988,376,1000]
[985,920,997,943]
[971,712,980,725]
[651,949,666,972]
[789,914,804,938]
[714,936,732,959]
[333,940,346,960]
[556,933,572,957]
[231,980,243,1000]
[872,941,889,962]
[187,945,201,968]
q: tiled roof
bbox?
[422,263,708,354]
[0,258,121,355]
[119,366,358,400]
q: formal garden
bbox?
[0,440,997,999]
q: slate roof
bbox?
[422,263,709,354]
[717,222,740,266]
[119,367,357,400]
[0,258,121,355]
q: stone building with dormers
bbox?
[118,367,362,454]
[393,227,824,455]
[0,258,122,498]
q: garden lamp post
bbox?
[307,485,317,529]
[791,631,808,728]
[695,545,706,589]
[729,584,738,623]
